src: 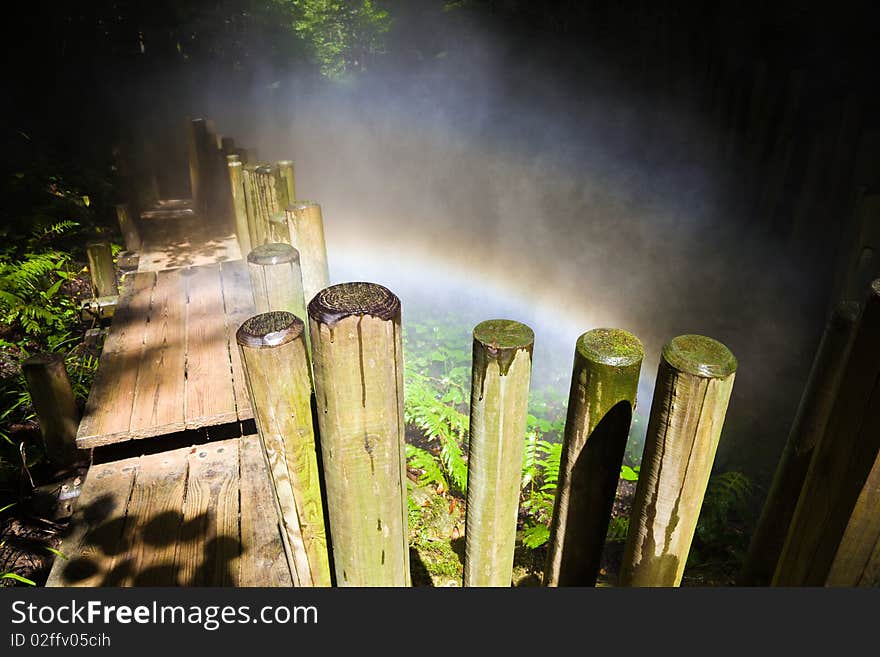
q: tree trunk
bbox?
[308,282,409,586]
[544,328,644,586]
[236,312,332,586]
[619,335,737,587]
[464,319,534,587]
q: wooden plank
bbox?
[177,440,241,586]
[77,272,156,448]
[220,259,257,420]
[46,459,138,586]
[238,434,294,586]
[129,269,188,438]
[184,264,237,428]
[111,448,189,586]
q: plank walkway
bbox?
[76,260,256,447]
[49,199,294,586]
[47,434,292,587]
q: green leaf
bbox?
[45,546,68,560]
[522,523,550,549]
[1,572,36,586]
[620,465,639,481]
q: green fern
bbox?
[406,444,449,492]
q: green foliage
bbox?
[606,516,629,543]
[620,464,639,481]
[276,0,392,78]
[686,471,757,582]
[0,222,79,339]
[0,572,36,586]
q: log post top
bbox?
[22,352,65,368]
[308,282,400,326]
[473,319,534,367]
[577,328,644,367]
[247,242,300,266]
[661,334,738,378]
[236,311,304,349]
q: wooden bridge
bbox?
[47,199,293,587]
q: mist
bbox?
[141,23,825,485]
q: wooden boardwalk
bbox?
[49,200,293,587]
[47,435,292,587]
[76,260,255,447]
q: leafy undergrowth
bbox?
[0,164,119,586]
[402,311,758,587]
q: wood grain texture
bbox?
[46,459,138,587]
[544,329,643,587]
[309,305,409,587]
[773,282,880,585]
[238,313,330,586]
[239,434,294,586]
[619,335,737,587]
[77,272,156,448]
[112,447,188,586]
[184,264,237,428]
[827,443,880,586]
[220,260,257,420]
[177,441,241,586]
[464,320,534,587]
[129,268,187,437]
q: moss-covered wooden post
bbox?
[115,203,141,252]
[619,335,737,587]
[277,160,296,203]
[739,302,859,586]
[236,312,331,586]
[286,201,330,305]
[247,243,309,356]
[86,241,117,298]
[308,283,409,586]
[227,156,252,256]
[544,329,644,586]
[21,353,80,467]
[463,319,534,587]
[773,280,880,586]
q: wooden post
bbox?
[308,282,409,586]
[246,243,309,356]
[227,157,252,256]
[242,164,265,248]
[186,118,208,216]
[739,302,859,585]
[114,203,141,252]
[236,311,332,587]
[619,335,737,587]
[86,241,117,298]
[463,319,534,587]
[773,280,880,585]
[21,353,80,467]
[544,328,644,586]
[277,160,296,204]
[286,201,330,305]
[827,447,880,586]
